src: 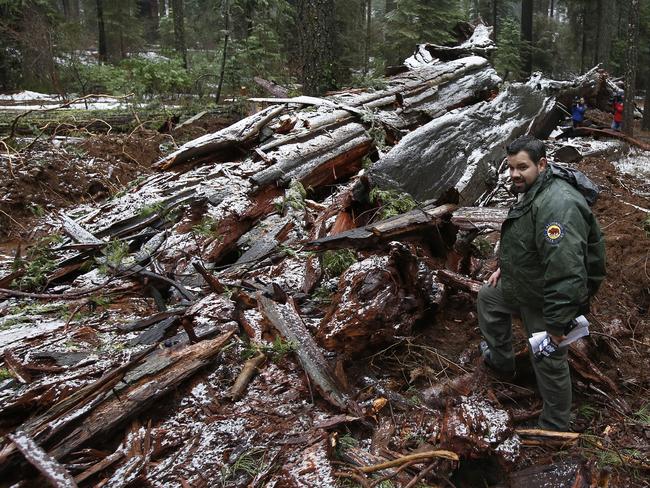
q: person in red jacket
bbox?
[611,93,624,131]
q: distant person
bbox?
[611,93,624,131]
[571,97,587,128]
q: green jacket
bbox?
[499,168,606,336]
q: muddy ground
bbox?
[0,124,648,487]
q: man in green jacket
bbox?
[478,135,606,431]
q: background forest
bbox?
[1,0,649,103]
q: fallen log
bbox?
[155,104,287,170]
[560,126,650,151]
[405,24,496,66]
[253,77,289,98]
[369,68,609,204]
[437,269,483,295]
[304,204,456,251]
[257,294,357,413]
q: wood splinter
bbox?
[229,353,267,400]
[181,318,199,344]
[514,428,580,446]
[8,430,78,488]
[358,450,459,474]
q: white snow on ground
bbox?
[0,90,60,102]
[613,148,650,180]
[0,92,181,111]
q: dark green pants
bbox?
[477,282,572,431]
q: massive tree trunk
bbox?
[172,0,187,69]
[623,0,639,136]
[137,0,160,42]
[364,0,371,75]
[580,4,587,73]
[215,0,230,104]
[521,0,533,75]
[297,0,336,95]
[492,0,498,40]
[369,68,609,204]
[96,0,107,63]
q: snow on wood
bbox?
[8,430,78,488]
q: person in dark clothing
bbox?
[478,135,606,431]
[571,97,586,128]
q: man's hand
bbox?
[549,333,566,344]
[487,268,501,287]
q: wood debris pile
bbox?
[0,23,638,487]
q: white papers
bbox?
[528,315,590,351]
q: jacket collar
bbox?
[507,167,553,219]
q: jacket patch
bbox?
[544,222,565,244]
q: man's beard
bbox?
[510,179,530,193]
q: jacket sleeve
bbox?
[534,193,590,336]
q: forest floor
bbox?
[0,108,648,487]
[0,110,239,241]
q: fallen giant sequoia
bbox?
[0,25,628,487]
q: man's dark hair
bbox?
[506,135,546,164]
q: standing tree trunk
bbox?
[642,72,650,131]
[580,4,587,73]
[215,0,230,104]
[96,0,107,63]
[521,0,533,75]
[549,0,554,18]
[137,0,160,43]
[593,0,602,66]
[297,0,336,95]
[172,0,187,68]
[364,0,371,75]
[492,0,498,40]
[623,0,640,136]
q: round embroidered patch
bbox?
[544,222,565,244]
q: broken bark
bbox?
[509,460,589,488]
[450,207,508,231]
[8,430,78,488]
[439,395,520,465]
[317,242,430,354]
